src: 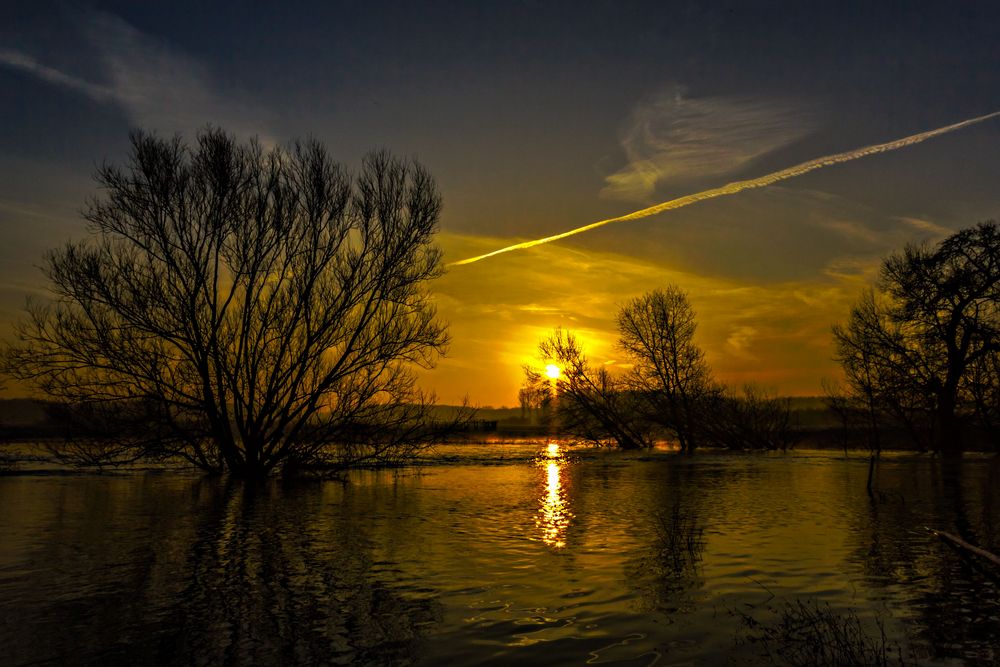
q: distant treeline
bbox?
[0,399,67,440]
[0,397,831,441]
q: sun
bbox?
[545,364,561,379]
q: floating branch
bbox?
[927,527,1000,568]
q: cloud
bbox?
[897,216,954,240]
[0,49,113,101]
[815,216,959,256]
[816,218,883,244]
[602,87,813,202]
[0,11,271,140]
[725,325,759,360]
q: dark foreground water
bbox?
[2,444,999,665]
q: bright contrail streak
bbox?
[450,111,1000,267]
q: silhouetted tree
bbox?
[530,287,797,451]
[536,329,653,449]
[617,286,714,452]
[518,365,554,427]
[3,129,449,477]
[833,290,935,451]
[703,384,798,451]
[967,351,1000,436]
[833,222,1000,454]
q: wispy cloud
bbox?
[0,11,271,139]
[602,87,813,202]
[897,216,953,240]
[725,325,760,361]
[0,49,113,101]
[821,217,960,254]
[816,218,883,244]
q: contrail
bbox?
[450,111,1000,266]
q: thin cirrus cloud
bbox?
[0,11,270,140]
[0,49,114,102]
[601,87,814,202]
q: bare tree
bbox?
[831,290,920,451]
[702,384,798,451]
[967,350,1000,438]
[518,365,554,427]
[536,329,654,449]
[833,222,1000,454]
[3,129,450,477]
[881,222,1000,450]
[529,289,801,452]
[617,286,713,452]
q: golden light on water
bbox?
[545,364,561,379]
[537,442,572,548]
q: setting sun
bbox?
[545,364,561,379]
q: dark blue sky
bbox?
[1,1,998,403]
[3,2,997,167]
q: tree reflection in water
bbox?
[6,452,1000,664]
[848,457,1000,664]
[626,463,709,616]
[0,477,440,665]
[163,481,440,665]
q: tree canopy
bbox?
[833,221,1000,453]
[4,129,450,477]
[617,287,713,452]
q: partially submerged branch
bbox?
[928,527,1000,568]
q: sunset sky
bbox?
[1,1,998,406]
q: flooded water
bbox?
[1,444,999,665]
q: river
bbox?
[1,443,998,665]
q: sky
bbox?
[1,1,998,407]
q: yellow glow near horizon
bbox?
[544,364,561,379]
[448,111,1000,266]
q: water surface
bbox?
[1,444,998,665]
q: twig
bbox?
[746,576,776,607]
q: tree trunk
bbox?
[230,459,269,480]
[937,389,963,456]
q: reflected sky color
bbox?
[537,442,572,549]
[3,448,999,663]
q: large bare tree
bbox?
[4,129,450,477]
[833,221,1000,453]
[617,287,714,452]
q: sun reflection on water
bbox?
[537,442,573,548]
